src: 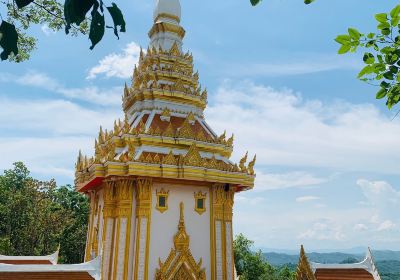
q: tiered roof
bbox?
[296,246,381,280]
[75,4,256,192]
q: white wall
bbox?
[148,183,211,279]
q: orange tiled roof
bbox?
[315,268,375,280]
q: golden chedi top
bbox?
[75,0,256,192]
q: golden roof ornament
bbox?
[124,82,129,98]
[200,89,207,101]
[98,126,104,144]
[169,42,181,56]
[184,143,202,167]
[226,133,234,147]
[163,122,175,137]
[153,153,161,164]
[76,150,83,172]
[218,130,226,143]
[163,150,177,165]
[123,116,130,134]
[160,108,171,122]
[127,142,136,159]
[207,155,218,170]
[145,153,154,163]
[174,202,189,251]
[239,151,248,172]
[196,129,207,142]
[137,119,146,134]
[187,112,195,124]
[177,118,194,139]
[248,154,256,175]
[296,245,316,280]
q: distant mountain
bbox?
[263,250,400,266]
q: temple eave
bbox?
[75,163,254,192]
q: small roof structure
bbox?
[0,249,59,265]
[0,256,101,280]
[296,245,381,280]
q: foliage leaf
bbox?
[15,0,34,9]
[250,0,261,6]
[390,5,400,18]
[106,3,126,39]
[64,0,95,34]
[304,0,315,4]
[376,88,387,99]
[89,10,105,50]
[0,21,19,61]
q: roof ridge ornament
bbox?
[296,245,316,280]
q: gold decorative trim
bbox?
[156,188,169,213]
[154,12,180,23]
[148,22,186,40]
[155,202,206,280]
[194,191,207,215]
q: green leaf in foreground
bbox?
[0,21,19,61]
[89,10,105,50]
[64,0,95,34]
[250,0,261,6]
[304,0,315,4]
[106,3,126,39]
[15,0,34,9]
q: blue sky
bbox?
[1,0,400,251]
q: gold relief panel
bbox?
[194,191,207,215]
[156,188,169,213]
[136,178,152,217]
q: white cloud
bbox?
[354,224,368,231]
[296,196,320,203]
[41,24,56,36]
[297,222,345,241]
[357,179,400,208]
[87,42,141,79]
[2,71,122,106]
[256,171,326,191]
[377,220,396,231]
[0,98,121,183]
[0,97,120,135]
[223,55,362,77]
[206,80,400,175]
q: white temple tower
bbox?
[75,1,256,279]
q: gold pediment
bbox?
[155,202,205,280]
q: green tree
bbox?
[0,0,125,62]
[335,4,400,110]
[0,162,89,263]
[234,233,295,280]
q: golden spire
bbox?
[296,245,316,280]
[173,202,189,251]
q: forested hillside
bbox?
[0,162,89,264]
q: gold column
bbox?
[102,180,117,280]
[112,178,134,280]
[223,187,235,280]
[212,184,235,280]
[133,178,152,280]
[212,184,226,280]
[84,191,96,262]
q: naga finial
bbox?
[248,154,256,175]
[239,151,248,172]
